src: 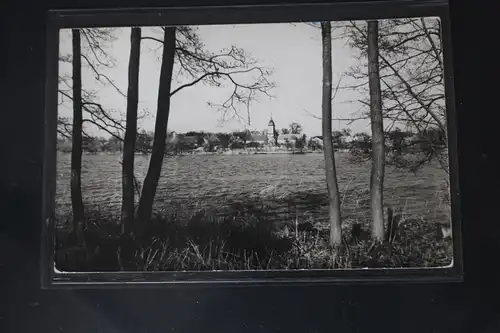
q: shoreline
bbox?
[57,149,351,157]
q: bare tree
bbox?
[58,28,152,153]
[321,21,342,247]
[334,18,448,173]
[58,28,128,142]
[367,21,385,241]
[134,26,275,223]
[57,28,123,240]
[121,27,141,234]
[135,27,176,224]
[70,29,85,241]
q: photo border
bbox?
[42,0,463,289]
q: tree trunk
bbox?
[70,29,85,240]
[121,27,141,234]
[367,20,386,241]
[136,27,176,224]
[321,21,342,247]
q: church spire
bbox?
[267,113,277,146]
[268,112,275,127]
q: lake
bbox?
[55,152,451,226]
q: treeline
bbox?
[57,126,446,157]
[57,129,307,153]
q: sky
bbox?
[58,22,372,138]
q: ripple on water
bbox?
[55,152,451,224]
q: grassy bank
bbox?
[54,200,453,272]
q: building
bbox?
[265,117,307,147]
[266,118,279,146]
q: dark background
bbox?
[1,0,495,332]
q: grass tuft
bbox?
[54,200,453,272]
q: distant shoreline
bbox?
[56,150,351,157]
[57,149,351,157]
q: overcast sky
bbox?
[58,22,372,138]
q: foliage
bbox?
[281,128,290,134]
[231,130,252,143]
[307,137,323,151]
[57,126,444,162]
[135,130,154,154]
[289,122,303,134]
[331,130,347,149]
[215,133,231,149]
[246,141,262,150]
[203,133,220,152]
[294,134,307,151]
[283,138,293,150]
[229,135,246,150]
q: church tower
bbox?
[267,118,277,146]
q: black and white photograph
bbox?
[54,17,454,272]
